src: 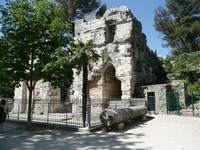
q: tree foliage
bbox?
[0,0,74,86]
[55,0,107,21]
[163,51,200,92]
[154,0,200,55]
[0,0,74,125]
[71,40,100,127]
[0,37,15,97]
[100,48,111,64]
[71,40,100,65]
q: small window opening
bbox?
[106,25,116,44]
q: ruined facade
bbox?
[70,6,166,99]
[13,6,167,114]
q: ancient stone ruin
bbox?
[13,6,167,114]
[70,6,165,99]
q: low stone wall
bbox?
[180,109,200,117]
[106,98,145,109]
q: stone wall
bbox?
[13,6,167,114]
[13,81,61,114]
[143,84,168,113]
[143,80,187,114]
[71,6,166,99]
[170,80,187,104]
[12,82,27,113]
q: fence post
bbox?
[17,102,19,120]
[166,93,168,114]
[176,92,180,115]
[65,106,68,125]
[86,98,91,128]
[191,93,194,116]
[47,103,49,123]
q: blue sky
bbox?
[102,0,169,56]
[0,0,169,56]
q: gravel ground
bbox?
[0,115,200,150]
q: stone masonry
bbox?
[13,6,166,114]
[70,6,166,100]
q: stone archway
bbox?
[102,65,122,99]
[88,65,122,100]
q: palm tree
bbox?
[71,40,100,127]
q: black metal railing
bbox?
[5,98,145,128]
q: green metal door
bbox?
[147,92,155,111]
[166,92,179,115]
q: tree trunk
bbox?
[100,106,147,127]
[82,64,88,127]
[27,82,33,129]
[27,52,34,129]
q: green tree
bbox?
[101,48,111,64]
[55,0,107,21]
[154,0,200,55]
[163,51,200,93]
[0,38,15,98]
[71,40,99,127]
[0,37,15,97]
[0,0,74,127]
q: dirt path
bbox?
[118,115,200,150]
[0,115,200,150]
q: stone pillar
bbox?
[116,63,132,99]
[39,82,50,114]
[171,80,187,105]
[70,69,83,99]
[12,82,27,113]
[120,76,132,99]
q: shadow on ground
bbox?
[0,117,154,150]
[120,115,155,132]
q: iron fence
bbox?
[165,92,200,117]
[7,98,105,127]
[5,98,145,128]
[180,93,200,117]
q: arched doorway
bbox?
[102,65,122,99]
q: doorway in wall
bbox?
[147,92,155,111]
[102,65,122,100]
[166,92,179,115]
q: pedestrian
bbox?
[0,99,8,133]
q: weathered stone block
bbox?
[115,22,133,43]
